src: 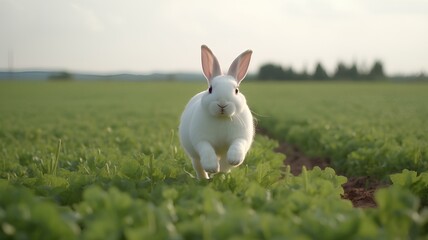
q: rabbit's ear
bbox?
[228,49,252,84]
[201,45,222,82]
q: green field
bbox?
[1,81,428,239]
[247,82,428,178]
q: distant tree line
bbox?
[49,71,73,81]
[258,60,385,81]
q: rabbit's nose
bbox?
[217,104,228,109]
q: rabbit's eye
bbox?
[235,88,239,94]
[208,86,213,94]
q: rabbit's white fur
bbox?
[179,45,254,179]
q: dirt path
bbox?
[259,128,387,208]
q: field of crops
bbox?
[247,82,428,178]
[1,81,427,239]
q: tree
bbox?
[257,59,388,81]
[49,71,73,81]
[282,67,296,80]
[368,60,385,79]
[333,62,362,80]
[333,62,349,80]
[258,63,285,80]
[299,66,310,80]
[312,62,329,80]
[348,63,360,80]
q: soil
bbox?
[258,128,388,208]
[341,176,385,208]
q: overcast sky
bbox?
[1,0,427,75]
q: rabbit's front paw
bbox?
[227,147,245,166]
[201,154,219,173]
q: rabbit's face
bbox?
[201,76,246,118]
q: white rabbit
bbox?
[179,45,254,179]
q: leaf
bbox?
[390,169,419,187]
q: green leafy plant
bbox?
[390,169,428,207]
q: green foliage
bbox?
[374,186,428,238]
[246,82,428,179]
[0,82,427,239]
[0,180,79,240]
[313,62,329,80]
[333,62,360,80]
[48,71,73,81]
[390,169,428,207]
[368,61,385,79]
[258,61,386,81]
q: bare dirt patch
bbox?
[275,141,330,175]
[341,176,384,208]
[258,127,388,208]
